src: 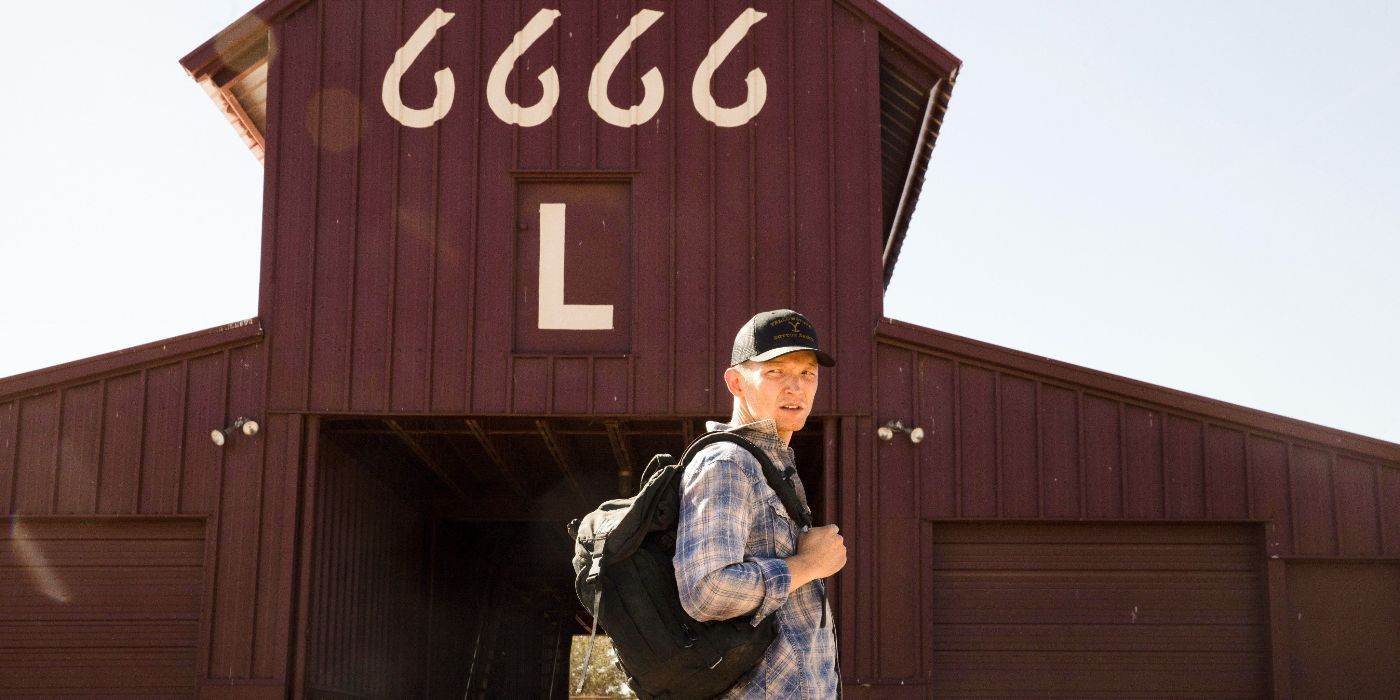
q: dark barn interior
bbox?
[302,416,827,699]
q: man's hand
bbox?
[785,524,846,593]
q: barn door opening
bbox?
[300,416,829,699]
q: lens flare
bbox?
[9,519,72,604]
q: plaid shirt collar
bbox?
[705,418,808,512]
[705,418,795,470]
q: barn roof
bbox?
[0,320,263,403]
[179,0,961,287]
[877,318,1400,465]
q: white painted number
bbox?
[487,9,562,127]
[384,8,770,129]
[381,9,456,128]
[589,9,666,128]
[537,203,613,330]
[692,9,768,128]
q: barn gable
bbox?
[181,0,959,417]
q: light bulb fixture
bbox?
[211,417,260,446]
[877,420,924,444]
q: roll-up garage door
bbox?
[930,523,1268,698]
[0,517,205,698]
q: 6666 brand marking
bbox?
[382,8,768,130]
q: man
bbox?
[674,309,846,698]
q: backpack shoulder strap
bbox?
[678,431,813,530]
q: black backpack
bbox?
[567,432,812,700]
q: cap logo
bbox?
[765,317,815,344]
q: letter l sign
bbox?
[537,203,614,330]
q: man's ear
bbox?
[723,366,745,399]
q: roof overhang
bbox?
[0,320,264,403]
[838,0,962,289]
[179,0,312,162]
[878,317,1400,464]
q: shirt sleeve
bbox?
[673,449,793,625]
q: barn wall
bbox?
[0,325,306,696]
[0,331,261,519]
[869,326,1400,556]
[259,0,884,417]
[1284,562,1400,697]
[303,436,430,699]
[844,320,1400,689]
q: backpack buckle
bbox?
[585,551,603,583]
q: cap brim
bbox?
[748,346,836,367]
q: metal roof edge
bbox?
[0,319,265,402]
[880,78,950,290]
[838,0,962,78]
[877,317,1400,465]
[179,0,310,79]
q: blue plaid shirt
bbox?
[673,419,839,699]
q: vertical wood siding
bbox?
[0,329,303,694]
[2,341,264,520]
[1285,562,1400,697]
[869,330,1399,557]
[261,0,885,417]
[304,436,429,699]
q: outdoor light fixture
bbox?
[877,420,925,444]
[211,417,260,446]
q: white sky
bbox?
[1,1,1396,445]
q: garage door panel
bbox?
[933,650,1266,698]
[932,574,1264,625]
[0,648,200,688]
[1,620,200,648]
[929,523,1267,697]
[0,538,204,568]
[934,522,1255,545]
[0,517,205,698]
[932,604,1263,627]
[932,543,1260,571]
[5,517,203,540]
[0,574,203,619]
[932,623,1266,652]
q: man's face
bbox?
[725,351,820,442]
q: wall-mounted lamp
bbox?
[877,420,924,444]
[211,417,260,446]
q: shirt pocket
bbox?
[759,489,799,558]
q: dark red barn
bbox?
[2,1,1396,698]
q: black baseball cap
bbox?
[730,309,836,368]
